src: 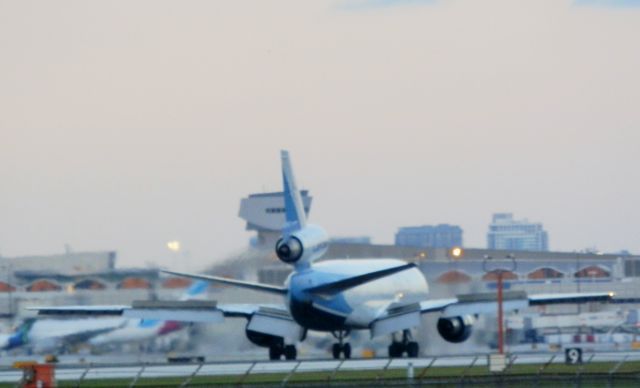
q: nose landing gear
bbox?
[331,330,351,359]
[388,330,419,358]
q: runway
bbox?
[0,351,638,383]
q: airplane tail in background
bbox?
[4,318,35,350]
[281,150,307,235]
[137,281,209,328]
[179,280,209,301]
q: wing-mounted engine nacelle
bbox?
[246,328,284,348]
[437,315,474,343]
[275,225,328,266]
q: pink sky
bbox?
[1,1,639,269]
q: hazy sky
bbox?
[1,0,639,270]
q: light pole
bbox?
[483,253,517,355]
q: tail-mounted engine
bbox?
[437,315,474,343]
[274,225,328,266]
[276,236,303,264]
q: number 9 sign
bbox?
[565,347,582,364]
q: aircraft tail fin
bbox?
[281,150,307,234]
[6,318,35,349]
[179,280,209,301]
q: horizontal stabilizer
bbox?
[305,263,416,296]
[162,270,288,295]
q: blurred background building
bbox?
[487,213,549,252]
[395,224,463,248]
[239,190,312,247]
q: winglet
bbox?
[281,150,307,234]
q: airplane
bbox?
[1,281,208,354]
[88,280,209,349]
[0,317,125,354]
[30,151,616,360]
[0,319,38,352]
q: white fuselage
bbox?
[287,259,429,331]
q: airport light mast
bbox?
[483,254,517,355]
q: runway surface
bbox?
[0,351,638,383]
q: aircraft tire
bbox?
[407,342,419,358]
[388,342,403,358]
[269,345,282,360]
[284,345,297,360]
[332,343,341,359]
[343,343,352,359]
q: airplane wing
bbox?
[162,270,288,295]
[30,306,131,316]
[30,302,302,343]
[31,301,220,322]
[423,291,613,316]
[370,291,614,338]
[304,263,416,296]
[29,301,291,323]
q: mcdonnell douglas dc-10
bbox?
[31,151,615,360]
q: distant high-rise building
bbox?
[395,224,463,248]
[330,236,372,245]
[487,213,548,252]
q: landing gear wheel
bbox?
[388,342,403,358]
[407,342,419,358]
[343,343,352,359]
[331,330,352,359]
[388,330,417,358]
[284,345,297,360]
[269,345,282,360]
[332,343,341,359]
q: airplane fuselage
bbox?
[287,259,429,332]
[89,320,182,346]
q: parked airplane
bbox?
[0,320,31,351]
[3,281,208,354]
[0,317,125,354]
[31,151,615,360]
[88,280,209,348]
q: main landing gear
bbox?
[331,330,351,359]
[388,330,419,358]
[269,343,297,360]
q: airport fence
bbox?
[2,352,640,387]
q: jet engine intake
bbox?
[275,225,329,266]
[275,236,303,264]
[437,315,474,343]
